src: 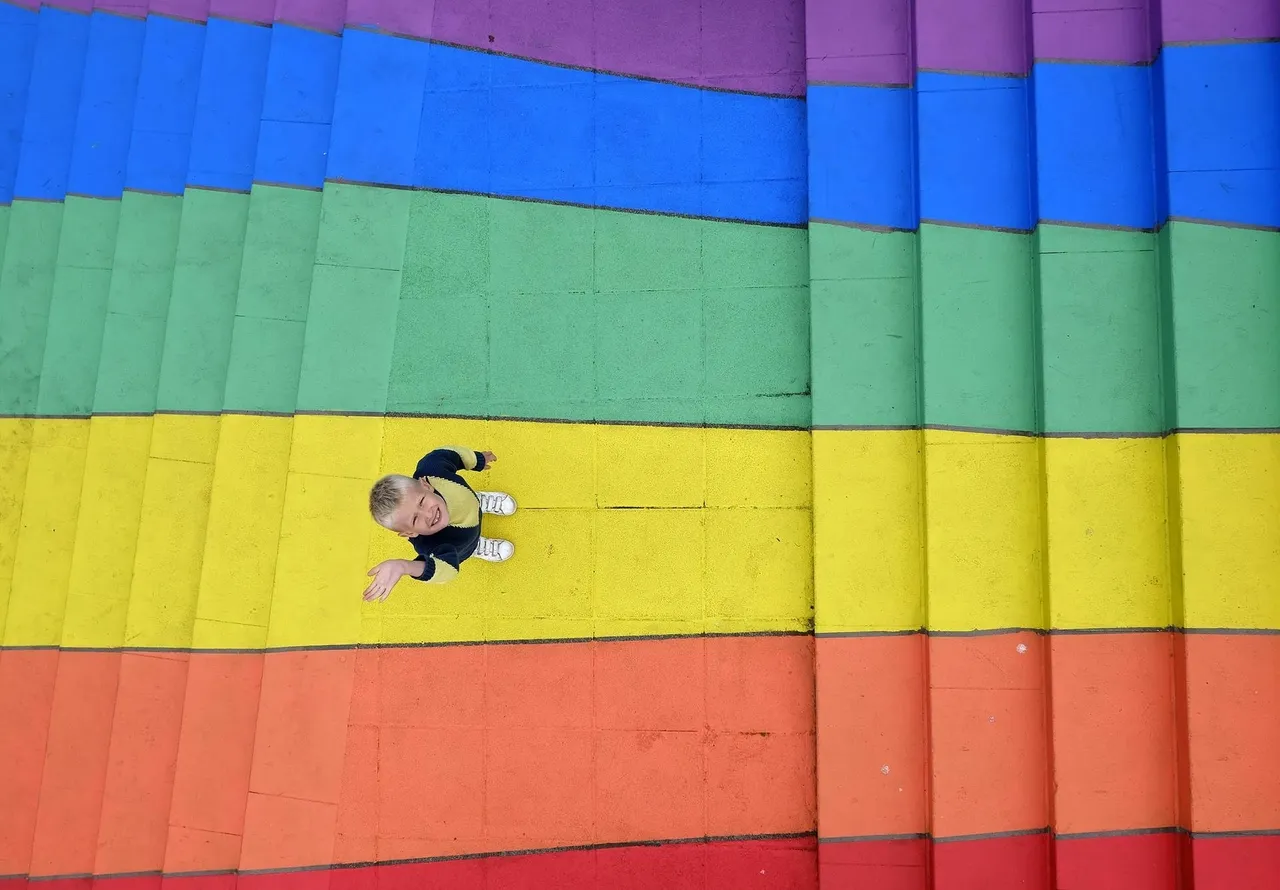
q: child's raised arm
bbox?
[418,447,497,476]
[363,552,461,601]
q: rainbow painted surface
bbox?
[0,0,1277,887]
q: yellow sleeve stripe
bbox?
[441,446,479,471]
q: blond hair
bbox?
[369,474,418,525]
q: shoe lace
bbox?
[476,537,498,558]
[479,492,501,512]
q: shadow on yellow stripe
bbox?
[814,429,1280,633]
[0,415,812,650]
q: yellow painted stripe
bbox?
[814,429,1280,633]
[4,419,89,646]
[60,416,153,648]
[0,415,812,650]
[1175,433,1280,630]
[9,419,1270,648]
[0,417,35,642]
[123,414,221,648]
[192,413,293,650]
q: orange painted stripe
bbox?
[815,634,928,839]
[1049,632,1179,833]
[1185,633,1280,832]
[95,653,190,876]
[1049,632,1177,834]
[28,651,121,878]
[4,636,814,878]
[19,631,1275,880]
[928,632,1051,838]
[819,631,1280,841]
[297,634,816,871]
[1049,631,1280,836]
[0,649,59,877]
[165,653,263,873]
[241,647,357,870]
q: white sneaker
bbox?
[477,490,517,516]
[474,535,515,562]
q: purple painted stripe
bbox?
[210,0,274,25]
[100,1,149,14]
[806,0,1275,84]
[805,0,912,85]
[150,0,207,19]
[1032,3,1159,65]
[916,0,1030,74]
[20,0,805,95]
[1161,0,1280,43]
[427,0,805,95]
[274,0,343,32]
[29,1,148,16]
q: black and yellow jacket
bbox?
[408,447,488,583]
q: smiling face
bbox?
[387,477,451,537]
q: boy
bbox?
[363,446,516,602]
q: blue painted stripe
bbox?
[807,42,1278,231]
[1164,42,1278,230]
[188,18,271,192]
[329,26,429,188]
[700,85,807,223]
[125,15,205,195]
[12,6,88,201]
[0,1,38,204]
[807,84,916,231]
[256,24,341,188]
[1,9,803,222]
[917,71,1036,231]
[67,12,145,199]
[1034,62,1165,230]
[332,34,807,223]
[592,75,701,216]
[4,7,1269,229]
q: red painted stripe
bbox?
[931,832,1050,890]
[817,832,1280,889]
[1190,833,1280,890]
[816,836,928,890]
[1055,831,1186,890]
[7,832,1277,888]
[1,837,816,889]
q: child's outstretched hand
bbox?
[364,559,409,602]
[481,450,497,467]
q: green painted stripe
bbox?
[1164,223,1280,431]
[10,189,1276,434]
[223,186,322,415]
[1039,225,1164,434]
[297,184,410,413]
[92,193,184,414]
[156,189,251,413]
[810,220,1280,434]
[14,183,811,428]
[38,197,121,417]
[0,204,8,289]
[300,185,812,426]
[920,225,1038,433]
[0,202,62,415]
[809,224,917,430]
